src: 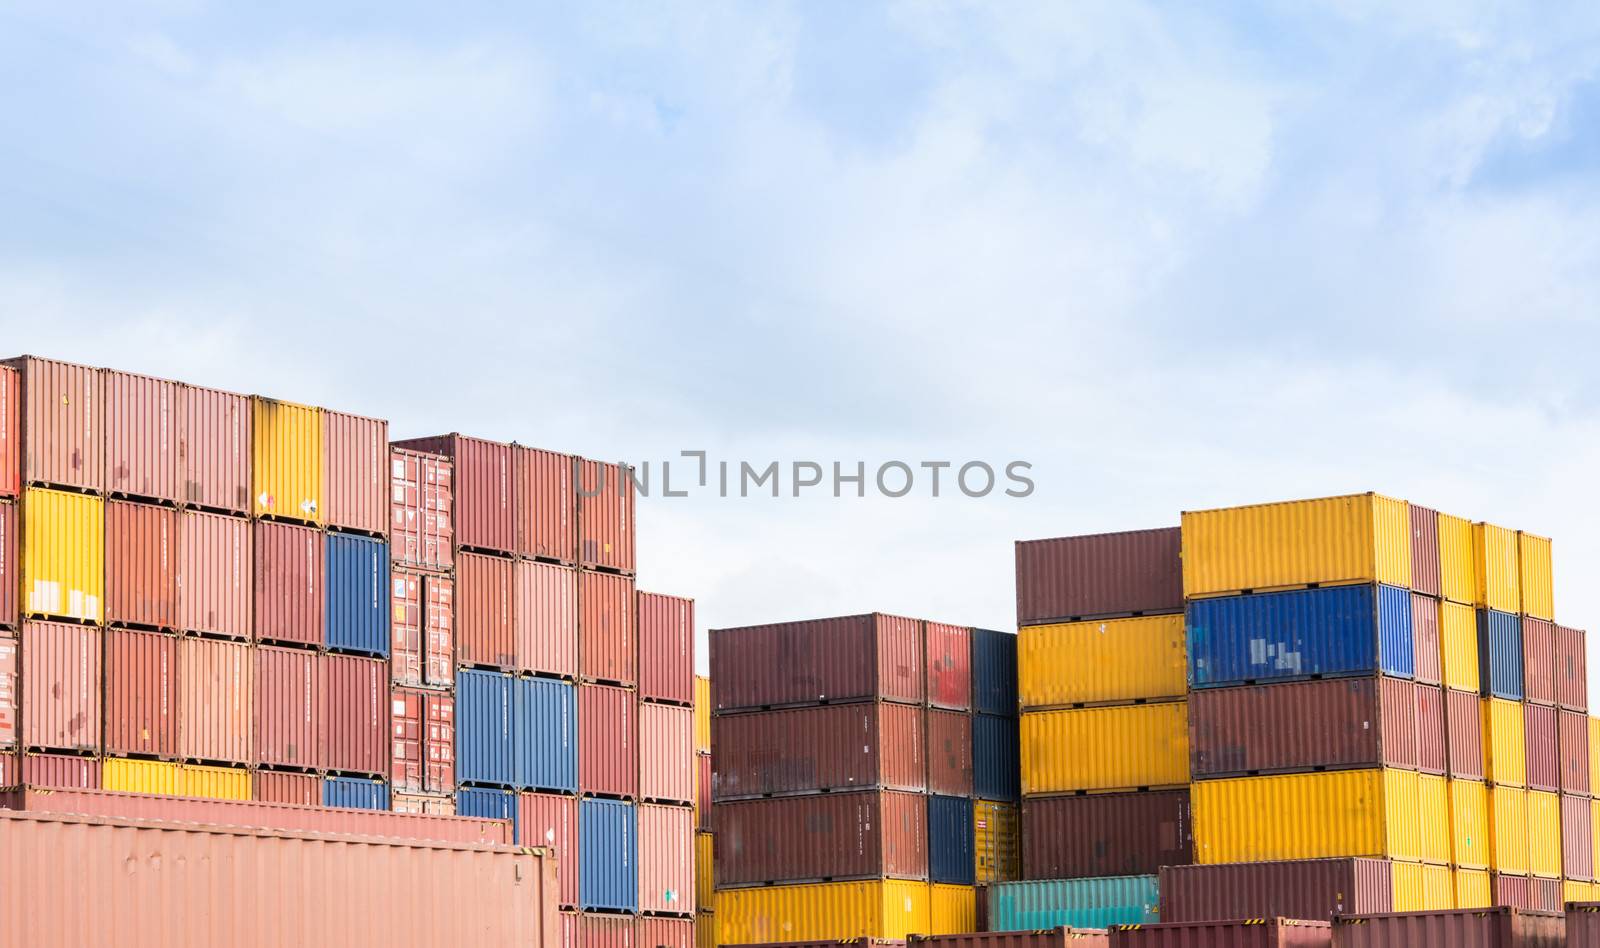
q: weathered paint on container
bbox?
[1478,610,1524,701]
[322,409,387,536]
[326,531,389,656]
[1525,702,1558,791]
[927,708,974,797]
[1192,769,1421,863]
[972,628,1018,716]
[1020,614,1185,708]
[391,568,423,686]
[0,365,16,496]
[20,620,100,752]
[713,702,926,798]
[928,794,974,885]
[1473,523,1521,614]
[103,627,178,758]
[1560,709,1590,794]
[577,458,635,574]
[21,488,103,622]
[1527,789,1560,878]
[638,916,693,948]
[5,356,103,493]
[1411,593,1441,685]
[1557,625,1588,712]
[579,683,637,799]
[1187,584,1414,687]
[1330,906,1565,947]
[393,434,514,555]
[1489,784,1530,874]
[973,799,1018,884]
[581,797,638,911]
[640,701,692,805]
[1022,789,1191,880]
[1416,684,1446,774]
[924,622,971,711]
[458,550,514,669]
[639,591,694,706]
[519,560,579,680]
[389,447,453,571]
[715,880,932,942]
[251,397,322,524]
[321,652,388,776]
[324,775,388,810]
[178,634,250,764]
[974,712,1020,802]
[693,676,710,753]
[517,445,577,563]
[1015,527,1183,625]
[580,569,636,685]
[1564,792,1593,881]
[0,635,13,748]
[179,384,250,514]
[0,501,14,628]
[1518,532,1553,622]
[1159,858,1394,924]
[1021,702,1188,794]
[177,509,251,638]
[1446,687,1485,779]
[1189,677,1419,777]
[104,369,178,503]
[1409,504,1441,598]
[254,520,325,647]
[639,803,694,916]
[252,769,320,804]
[253,645,319,770]
[522,791,580,908]
[989,877,1158,931]
[1449,778,1490,869]
[1523,618,1556,707]
[1111,919,1332,947]
[712,614,925,711]
[392,687,455,794]
[104,500,178,630]
[1440,601,1480,693]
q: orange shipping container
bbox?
[104,369,178,503]
[177,510,251,639]
[103,627,178,758]
[20,621,101,753]
[517,560,578,680]
[579,570,635,686]
[516,445,577,563]
[576,458,635,574]
[178,635,251,765]
[392,687,455,794]
[640,702,694,805]
[4,356,103,493]
[323,409,389,537]
[105,500,178,630]
[178,385,251,514]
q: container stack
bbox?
[693,674,714,948]
[637,589,697,948]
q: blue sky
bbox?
[2,2,1599,679]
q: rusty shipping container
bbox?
[0,500,15,629]
[712,702,926,798]
[1561,709,1591,795]
[1524,618,1556,707]
[457,551,515,670]
[927,708,974,796]
[1023,791,1192,880]
[177,509,251,639]
[390,447,454,571]
[323,409,388,537]
[580,569,635,686]
[1111,918,1332,947]
[1330,907,1564,947]
[1525,702,1559,792]
[1557,625,1588,712]
[1159,858,1394,924]
[178,635,251,765]
[253,645,319,771]
[104,369,178,503]
[1415,684,1446,774]
[911,933,1108,948]
[1411,593,1441,685]
[577,457,635,574]
[579,683,637,799]
[640,701,693,805]
[21,620,100,753]
[0,364,16,496]
[20,752,101,788]
[393,434,514,555]
[519,560,578,680]
[639,803,694,916]
[713,791,929,886]
[179,384,250,514]
[522,791,580,909]
[926,622,972,711]
[0,635,13,748]
[253,769,320,805]
[5,355,103,492]
[1189,677,1419,777]
[254,520,325,647]
[105,500,178,630]
[1445,687,1485,780]
[103,627,178,758]
[712,614,925,711]
[1015,527,1183,625]
[517,445,577,563]
[322,652,388,776]
[639,591,694,706]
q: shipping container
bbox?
[252,769,319,804]
[520,675,580,792]
[517,445,577,563]
[579,683,637,799]
[1473,523,1521,614]
[581,797,638,912]
[21,488,103,622]
[1330,906,1563,947]
[713,702,926,798]
[639,592,694,706]
[253,645,319,770]
[989,877,1158,931]
[520,560,579,679]
[179,384,250,514]
[251,397,322,524]
[1021,702,1189,793]
[1159,858,1394,924]
[1192,769,1421,863]
[1564,792,1593,881]
[714,791,928,886]
[392,569,423,685]
[0,364,16,496]
[324,775,388,810]
[580,569,635,686]
[102,756,181,794]
[20,620,100,752]
[1445,687,1484,779]
[326,531,389,656]
[577,458,635,574]
[1416,684,1446,774]
[927,709,974,797]
[1479,610,1525,701]
[695,832,713,912]
[1449,778,1490,869]
[0,808,558,948]
[100,758,249,799]
[0,501,14,628]
[1020,614,1185,708]
[457,551,516,670]
[459,785,521,841]
[178,635,251,764]
[1561,709,1591,794]
[929,885,975,935]
[5,356,103,493]
[458,671,568,790]
[389,447,453,571]
[638,916,693,948]
[1523,618,1556,706]
[1456,867,1492,908]
[177,509,251,638]
[695,754,710,830]
[1189,676,1419,777]
[1592,719,1600,796]
[20,752,101,788]
[1399,861,1455,912]
[1411,593,1441,685]
[1016,527,1182,625]
[1023,790,1191,880]
[1557,625,1588,712]
[973,800,1018,884]
[1526,702,1558,791]
[1568,881,1598,903]
[391,688,454,794]
[694,675,710,753]
[393,434,514,555]
[105,500,178,629]
[913,933,1107,948]
[1433,512,1473,606]
[321,652,387,775]
[1440,601,1480,693]
[424,572,454,688]
[254,520,325,646]
[1567,903,1600,945]
[927,794,974,885]
[1527,790,1560,879]
[715,880,932,942]
[0,635,13,748]
[179,762,250,800]
[103,627,178,758]
[1408,504,1441,597]
[974,712,1020,801]
[1111,919,1331,947]
[104,369,178,503]
[579,913,634,948]
[1417,773,1451,864]
[1484,697,1529,787]
[1187,584,1414,687]
[640,701,692,805]
[639,803,693,916]
[522,791,580,908]
[1490,784,1530,874]
[972,628,1018,716]
[924,622,971,711]
[712,614,925,711]
[1517,532,1553,622]
[322,409,387,536]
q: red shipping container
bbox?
[0,636,13,749]
[1189,677,1417,777]
[711,614,925,711]
[695,754,711,831]
[0,500,14,628]
[1160,858,1392,924]
[1557,625,1588,712]
[712,702,926,799]
[579,683,637,799]
[926,622,972,711]
[1415,684,1446,775]
[4,356,103,493]
[391,792,455,815]
[562,912,578,948]
[21,752,102,789]
[254,520,325,647]
[0,363,16,496]
[517,445,577,563]
[580,914,635,948]
[392,434,513,555]
[1523,618,1556,707]
[392,687,455,795]
[639,802,694,915]
[579,570,635,685]
[1015,527,1182,625]
[103,627,178,758]
[1564,792,1593,881]
[104,369,178,503]
[253,645,318,770]
[0,751,13,785]
[20,621,100,753]
[425,689,455,793]
[521,791,579,908]
[1112,919,1330,947]
[323,409,388,537]
[1410,593,1441,685]
[637,917,693,948]
[1025,790,1192,879]
[105,500,178,630]
[1331,906,1563,946]
[576,458,635,574]
[457,552,515,670]
[390,447,454,571]
[177,510,251,639]
[424,572,455,688]
[391,569,423,687]
[178,384,250,514]
[1409,504,1441,598]
[518,560,578,680]
[322,652,388,776]
[1525,702,1559,792]
[926,708,973,796]
[178,635,251,765]
[639,701,693,805]
[253,769,320,805]
[1445,687,1485,780]
[1559,708,1590,795]
[638,591,693,706]
[713,791,928,885]
[911,934,1107,948]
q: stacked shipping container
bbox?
[693,674,714,948]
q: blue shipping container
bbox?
[516,676,578,793]
[458,669,517,787]
[973,712,1020,802]
[326,532,390,657]
[323,776,388,810]
[988,876,1159,930]
[1478,608,1524,700]
[458,787,520,841]
[580,798,637,912]
[928,794,975,885]
[972,628,1018,716]
[1186,583,1414,688]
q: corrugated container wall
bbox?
[254,520,325,647]
[0,364,16,496]
[1021,702,1189,793]
[251,769,319,805]
[521,791,580,908]
[1015,527,1183,625]
[1189,677,1420,777]
[21,621,101,753]
[972,628,1018,716]
[1110,919,1332,947]
[389,447,453,572]
[326,532,389,656]
[927,709,974,796]
[324,775,388,810]
[713,791,928,885]
[391,687,455,795]
[580,798,638,912]
[712,614,924,711]
[1020,614,1185,708]
[21,488,103,622]
[105,500,177,630]
[321,652,389,776]
[973,799,1020,884]
[1525,703,1558,791]
[926,623,972,711]
[638,803,694,916]
[0,501,14,628]
[1446,686,1484,779]
[1564,792,1593,881]
[714,879,933,942]
[392,434,513,555]
[974,712,1020,801]
[391,569,423,685]
[323,409,388,536]
[177,510,251,639]
[1441,601,1480,692]
[0,635,14,747]
[1479,609,1525,700]
[251,397,322,524]
[1329,907,1564,948]
[179,385,250,514]
[457,670,515,787]
[1022,790,1192,880]
[7,356,103,493]
[1186,584,1413,687]
[988,877,1159,931]
[694,676,710,753]
[637,916,692,948]
[517,445,577,563]
[104,369,178,503]
[253,645,319,770]
[1192,769,1420,863]
[1518,532,1554,622]
[1159,858,1394,924]
[639,592,694,706]
[928,794,975,885]
[578,683,637,799]
[577,458,635,574]
[576,913,633,948]
[712,702,926,798]
[21,752,101,788]
[178,635,251,764]
[1473,523,1521,614]
[1557,625,1588,711]
[102,627,177,758]
[640,701,693,804]
[458,552,515,670]
[1411,593,1441,685]
[1524,618,1556,706]
[517,676,578,792]
[580,570,636,686]
[519,560,578,680]
[1410,504,1441,597]
[1560,708,1590,794]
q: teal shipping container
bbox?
[989,876,1158,930]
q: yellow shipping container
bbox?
[694,676,711,754]
[1419,863,1454,910]
[696,832,714,913]
[1482,698,1527,788]
[1391,861,1425,912]
[21,488,104,622]
[696,914,715,948]
[1454,867,1492,908]
[1472,522,1520,614]
[1018,615,1186,708]
[1594,798,1600,878]
[1440,601,1480,693]
[1021,702,1188,794]
[103,757,181,795]
[974,800,1020,884]
[1518,532,1554,622]
[1417,773,1451,865]
[928,885,976,935]
[1192,769,1419,864]
[252,397,323,524]
[1437,513,1476,606]
[1488,784,1529,875]
[715,880,930,943]
[179,763,249,800]
[1180,493,1411,598]
[1567,880,1597,905]
[1527,789,1561,879]
[1448,778,1490,870]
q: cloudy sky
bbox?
[3,3,1598,681]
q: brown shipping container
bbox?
[178,635,251,764]
[1024,790,1192,879]
[1494,874,1534,910]
[5,355,103,492]
[323,409,388,536]
[390,447,454,571]
[696,754,712,831]
[392,569,423,686]
[1330,907,1564,947]
[177,509,251,639]
[20,620,100,753]
[253,645,319,770]
[640,701,693,805]
[637,916,693,948]
[105,499,178,629]
[1568,904,1600,946]
[714,790,929,886]
[580,569,635,685]
[1563,793,1593,881]
[1525,702,1559,792]
[926,622,972,712]
[1189,677,1417,777]
[518,560,578,680]
[392,434,513,555]
[1445,687,1485,780]
[1159,858,1393,925]
[0,363,17,496]
[1415,684,1446,774]
[424,572,454,688]
[322,653,388,776]
[1557,625,1588,712]
[639,591,694,706]
[179,384,250,514]
[1524,618,1556,707]
[0,809,558,948]
[911,934,1109,948]
[103,627,178,758]
[104,369,178,503]
[1112,919,1331,947]
[580,682,637,798]
[517,445,577,563]
[0,500,14,628]
[1409,505,1441,597]
[0,752,13,785]
[1015,527,1182,625]
[712,702,926,799]
[522,792,579,908]
[21,752,101,788]
[0,635,13,748]
[638,802,694,915]
[927,708,974,796]
[253,769,320,805]
[580,913,635,948]
[254,520,325,647]
[576,457,635,574]
[458,552,515,670]
[1561,709,1591,795]
[1410,593,1441,685]
[711,614,925,711]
